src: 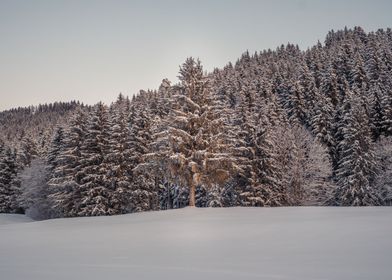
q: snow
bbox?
[0,214,33,225]
[1,207,391,280]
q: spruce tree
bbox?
[47,126,65,173]
[149,58,234,207]
[106,97,133,214]
[128,103,158,212]
[49,109,88,217]
[18,135,38,167]
[247,109,286,206]
[333,94,382,206]
[77,102,112,216]
[0,147,21,213]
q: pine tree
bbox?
[148,58,234,207]
[49,109,88,217]
[297,63,318,127]
[0,140,5,155]
[283,80,307,125]
[128,102,158,212]
[349,52,368,89]
[18,135,38,167]
[105,93,158,214]
[246,109,286,206]
[320,63,340,107]
[232,86,257,196]
[332,94,382,206]
[76,102,112,216]
[311,91,334,149]
[0,147,21,213]
[47,126,65,173]
[380,76,392,136]
[105,97,134,214]
[367,82,384,139]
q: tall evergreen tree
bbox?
[0,147,21,213]
[244,107,287,206]
[128,102,158,212]
[49,109,88,217]
[332,94,382,206]
[149,58,234,206]
[76,102,112,216]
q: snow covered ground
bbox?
[0,214,33,225]
[1,207,391,280]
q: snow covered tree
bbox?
[17,135,38,167]
[240,109,286,206]
[76,102,112,216]
[0,140,4,155]
[289,126,334,205]
[128,102,158,212]
[104,97,134,214]
[155,78,173,118]
[104,100,132,214]
[380,76,392,136]
[231,87,257,193]
[320,63,340,107]
[49,109,88,217]
[18,159,55,219]
[283,80,307,125]
[349,52,368,89]
[311,91,334,150]
[366,81,387,140]
[332,93,382,206]
[374,136,392,205]
[47,126,65,173]
[149,58,235,207]
[0,147,21,213]
[297,63,318,127]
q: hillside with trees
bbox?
[1,26,392,219]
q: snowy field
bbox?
[1,207,391,280]
[0,214,33,225]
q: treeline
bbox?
[0,101,82,152]
[1,26,392,219]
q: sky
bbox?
[1,0,392,111]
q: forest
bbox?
[1,26,392,220]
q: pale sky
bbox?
[1,0,392,111]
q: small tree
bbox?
[374,136,392,205]
[289,126,334,205]
[19,159,55,220]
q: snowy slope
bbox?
[0,214,33,225]
[0,207,391,280]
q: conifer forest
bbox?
[1,26,392,220]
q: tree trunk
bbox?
[189,181,196,207]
